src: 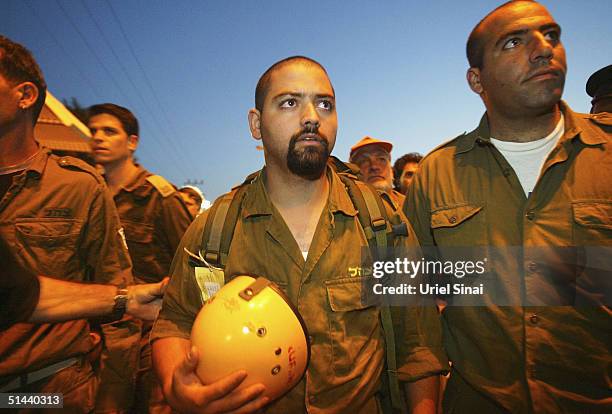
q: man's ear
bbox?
[127,134,139,153]
[17,82,39,110]
[248,108,262,140]
[467,67,484,95]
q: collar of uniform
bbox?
[241,166,358,219]
[241,169,271,218]
[327,167,358,216]
[455,114,491,156]
[120,164,150,193]
[24,146,51,178]
[559,100,607,146]
[455,100,607,156]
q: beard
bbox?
[369,178,392,192]
[286,125,330,181]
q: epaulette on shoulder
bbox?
[146,175,176,198]
[54,155,105,184]
[421,132,469,162]
[230,170,260,191]
[328,155,360,179]
[589,112,612,130]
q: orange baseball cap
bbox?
[349,136,393,162]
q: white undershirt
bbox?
[491,115,564,196]
[302,251,308,260]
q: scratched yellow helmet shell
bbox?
[190,275,310,402]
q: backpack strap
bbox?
[338,174,390,247]
[337,173,407,414]
[201,191,235,266]
[200,172,258,268]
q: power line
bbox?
[53,0,190,177]
[104,0,199,171]
[54,0,137,109]
[53,0,170,171]
[24,0,104,100]
[78,0,191,178]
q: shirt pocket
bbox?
[15,218,83,277]
[571,201,612,301]
[325,277,381,376]
[121,221,157,280]
[430,203,486,247]
[572,201,612,246]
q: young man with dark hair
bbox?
[393,152,423,195]
[404,2,611,412]
[87,103,192,413]
[0,35,135,411]
[151,56,447,414]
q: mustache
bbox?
[525,64,564,82]
[290,125,329,146]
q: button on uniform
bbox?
[526,211,535,221]
[529,314,539,324]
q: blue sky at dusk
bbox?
[3,1,611,200]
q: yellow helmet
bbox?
[191,275,310,401]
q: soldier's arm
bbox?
[0,229,162,327]
[404,377,439,414]
[0,253,40,329]
[29,276,168,323]
[393,202,447,412]
[402,158,434,247]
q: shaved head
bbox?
[466,0,537,68]
[255,56,333,111]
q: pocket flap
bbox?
[15,218,83,239]
[325,277,370,312]
[572,201,612,230]
[122,221,154,243]
[431,204,482,229]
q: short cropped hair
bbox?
[466,0,536,68]
[0,35,47,124]
[88,103,139,137]
[255,56,332,111]
[393,152,423,188]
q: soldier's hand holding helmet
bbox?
[165,344,269,414]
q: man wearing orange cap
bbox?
[349,136,405,207]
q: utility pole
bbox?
[183,179,204,187]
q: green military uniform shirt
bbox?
[96,165,191,412]
[0,148,133,379]
[153,166,447,413]
[113,165,193,284]
[404,102,611,413]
